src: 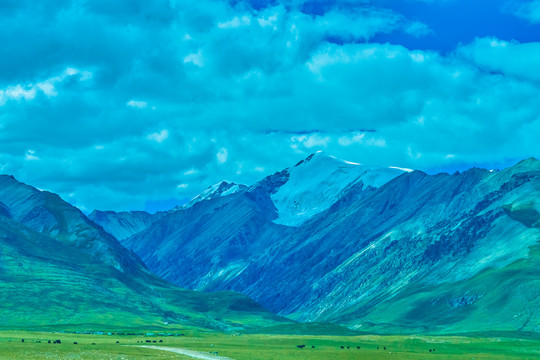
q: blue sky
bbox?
[1,0,539,212]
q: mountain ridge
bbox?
[0,175,288,330]
[89,154,540,333]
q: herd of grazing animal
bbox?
[18,337,437,354]
[19,338,165,346]
[296,344,438,353]
[138,339,164,343]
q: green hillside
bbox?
[0,175,287,331]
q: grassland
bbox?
[0,330,539,359]
[0,211,287,332]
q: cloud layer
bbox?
[507,0,540,23]
[1,0,539,211]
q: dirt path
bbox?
[138,345,235,360]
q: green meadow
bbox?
[1,329,539,360]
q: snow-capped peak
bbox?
[271,152,408,226]
[181,180,247,209]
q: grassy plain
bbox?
[0,329,539,360]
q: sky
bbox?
[1,0,540,212]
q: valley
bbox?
[92,153,540,333]
[0,175,286,331]
[4,0,540,357]
[1,153,539,358]
[1,329,539,360]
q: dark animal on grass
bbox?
[116,341,119,344]
[73,342,77,345]
[53,340,61,344]
[357,346,360,349]
[92,343,96,345]
[21,339,24,343]
[312,346,315,348]
[48,340,51,344]
[146,340,151,343]
[340,346,344,349]
[159,340,163,343]
[347,346,350,349]
[296,344,305,348]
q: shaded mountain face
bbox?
[0,175,286,330]
[107,155,540,334]
[100,153,405,293]
[88,210,164,241]
[88,181,249,242]
[245,160,540,332]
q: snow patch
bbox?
[271,152,406,226]
[181,181,247,209]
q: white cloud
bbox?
[127,100,148,108]
[0,67,89,106]
[64,67,79,76]
[458,37,540,82]
[183,169,198,175]
[338,133,386,147]
[0,85,36,105]
[25,150,39,161]
[312,8,402,42]
[258,13,279,30]
[367,138,387,147]
[338,133,366,146]
[306,47,352,75]
[183,50,204,67]
[506,0,540,23]
[147,129,169,143]
[218,15,251,28]
[36,82,57,96]
[177,183,189,189]
[409,52,426,63]
[405,21,433,37]
[291,134,331,149]
[217,147,228,164]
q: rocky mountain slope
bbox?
[87,181,249,241]
[244,158,540,333]
[92,154,540,333]
[101,153,405,292]
[88,209,164,241]
[0,175,286,330]
[180,181,248,210]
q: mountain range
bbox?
[89,152,540,334]
[2,152,538,334]
[0,175,285,330]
